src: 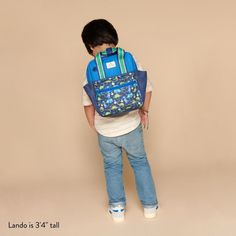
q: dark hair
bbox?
[81,19,118,55]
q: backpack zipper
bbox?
[96,80,136,94]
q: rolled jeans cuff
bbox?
[109,201,126,208]
[142,203,158,209]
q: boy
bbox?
[81,19,158,222]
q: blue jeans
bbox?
[98,123,158,208]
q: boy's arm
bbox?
[142,91,152,112]
[139,91,152,129]
[84,105,96,131]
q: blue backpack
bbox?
[84,47,147,117]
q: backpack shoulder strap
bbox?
[117,48,127,74]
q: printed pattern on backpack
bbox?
[94,72,143,116]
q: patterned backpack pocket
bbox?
[94,73,143,116]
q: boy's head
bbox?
[81,19,118,55]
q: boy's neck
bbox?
[92,43,115,56]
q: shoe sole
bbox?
[144,213,156,218]
[108,209,125,222]
[144,206,158,218]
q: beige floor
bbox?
[1,165,236,236]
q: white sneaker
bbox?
[108,205,125,222]
[144,205,158,218]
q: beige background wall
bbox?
[0,0,236,235]
[1,0,235,185]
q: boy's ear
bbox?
[89,45,94,51]
[89,45,95,55]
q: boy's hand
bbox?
[89,124,97,132]
[138,109,149,129]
